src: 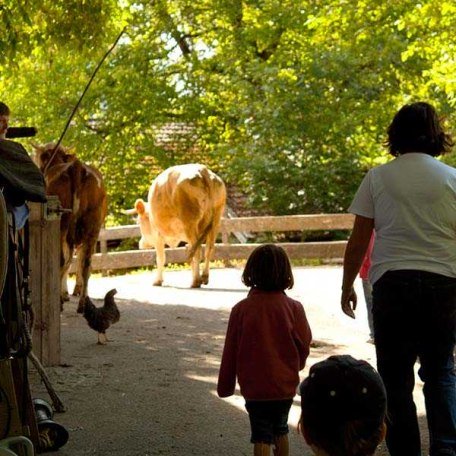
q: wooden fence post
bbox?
[99,235,108,277]
[29,196,61,367]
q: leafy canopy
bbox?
[1,0,455,222]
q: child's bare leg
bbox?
[254,442,271,456]
[273,435,289,456]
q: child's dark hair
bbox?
[0,102,10,117]
[242,244,293,291]
[385,101,453,157]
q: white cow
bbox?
[127,164,226,287]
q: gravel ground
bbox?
[29,266,429,455]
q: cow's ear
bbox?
[134,199,146,215]
[61,145,75,159]
[63,153,76,162]
[59,146,76,163]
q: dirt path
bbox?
[30,266,428,455]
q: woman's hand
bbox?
[341,286,357,319]
[340,215,374,320]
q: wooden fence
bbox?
[73,213,355,273]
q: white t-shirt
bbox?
[349,153,456,284]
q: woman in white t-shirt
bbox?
[340,102,456,456]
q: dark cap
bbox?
[300,355,386,429]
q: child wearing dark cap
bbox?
[299,355,387,456]
[217,244,312,456]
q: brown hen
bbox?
[83,289,120,344]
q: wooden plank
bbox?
[29,199,61,367]
[74,241,348,272]
[220,214,355,233]
[213,242,348,260]
[98,225,140,241]
[99,236,108,278]
[28,203,43,361]
[97,214,355,242]
[41,200,61,366]
[70,214,354,273]
[225,206,249,243]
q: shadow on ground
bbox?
[29,277,430,456]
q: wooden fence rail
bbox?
[71,213,355,273]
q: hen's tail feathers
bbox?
[104,288,120,325]
[104,288,117,303]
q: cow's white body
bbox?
[134,164,226,287]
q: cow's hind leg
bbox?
[201,246,211,286]
[76,242,94,313]
[72,246,83,296]
[190,245,202,288]
[61,271,70,302]
[189,243,202,288]
[184,225,202,288]
[153,236,165,286]
[199,204,224,285]
[201,210,223,285]
[60,241,73,309]
[201,232,213,286]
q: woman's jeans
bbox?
[373,270,456,456]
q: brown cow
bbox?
[127,164,226,288]
[33,143,107,313]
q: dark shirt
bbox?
[217,288,312,400]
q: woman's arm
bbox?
[341,215,374,318]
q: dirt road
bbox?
[30,266,428,455]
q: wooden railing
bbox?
[72,213,355,273]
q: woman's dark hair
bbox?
[242,244,293,291]
[386,102,453,157]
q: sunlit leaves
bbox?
[1,0,456,220]
[0,1,121,62]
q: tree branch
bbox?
[153,0,193,57]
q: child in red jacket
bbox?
[217,244,312,456]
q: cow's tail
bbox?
[187,218,214,262]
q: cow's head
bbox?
[124,199,156,249]
[32,143,76,172]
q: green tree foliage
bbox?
[1,0,455,222]
[0,1,119,61]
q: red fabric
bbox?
[217,288,312,401]
[359,233,375,280]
